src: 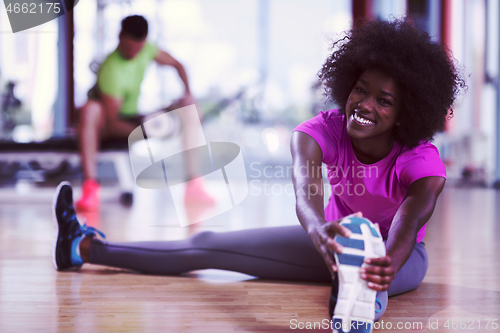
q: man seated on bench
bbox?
[78,15,212,210]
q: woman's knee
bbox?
[412,242,429,283]
[388,243,428,296]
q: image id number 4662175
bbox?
[6,2,61,14]
[442,319,498,330]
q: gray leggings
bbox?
[89,225,428,318]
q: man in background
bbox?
[77,15,209,210]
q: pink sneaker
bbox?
[76,179,101,211]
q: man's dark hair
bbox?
[121,15,148,40]
[319,18,466,147]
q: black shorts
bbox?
[87,84,143,127]
[87,83,102,101]
[119,114,144,128]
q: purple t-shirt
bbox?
[294,109,446,243]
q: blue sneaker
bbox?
[52,181,105,270]
[332,216,386,333]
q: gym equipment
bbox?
[0,138,135,205]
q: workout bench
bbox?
[0,138,135,205]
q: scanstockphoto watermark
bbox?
[289,318,425,330]
[290,319,372,330]
[249,161,380,198]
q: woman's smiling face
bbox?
[345,68,401,145]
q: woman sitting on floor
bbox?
[52,18,464,333]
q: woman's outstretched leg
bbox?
[86,225,332,282]
[55,181,330,282]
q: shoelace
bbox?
[61,210,106,239]
[81,224,106,239]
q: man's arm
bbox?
[361,176,445,291]
[154,50,193,103]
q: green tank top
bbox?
[97,42,158,116]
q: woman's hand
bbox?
[307,213,362,275]
[360,256,396,291]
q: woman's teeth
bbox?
[353,112,375,125]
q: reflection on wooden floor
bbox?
[0,183,499,332]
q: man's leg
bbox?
[81,225,332,282]
[77,100,138,210]
[76,100,106,210]
[78,100,106,181]
[162,98,204,181]
[155,99,215,206]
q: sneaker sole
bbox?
[332,216,386,333]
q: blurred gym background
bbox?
[0,0,499,192]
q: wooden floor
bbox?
[1,182,499,332]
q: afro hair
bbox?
[319,18,466,147]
